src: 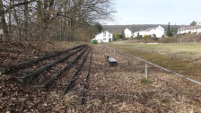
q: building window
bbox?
[103,31,106,37]
[103,38,106,40]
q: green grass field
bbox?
[105,41,201,80]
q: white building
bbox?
[94,31,113,43]
[177,26,201,35]
[133,26,165,38]
[124,28,132,38]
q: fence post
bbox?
[145,63,148,80]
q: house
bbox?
[123,28,132,38]
[133,26,165,38]
[177,26,201,35]
[94,31,113,43]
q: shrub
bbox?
[136,35,143,39]
[144,35,149,40]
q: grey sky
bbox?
[106,0,201,25]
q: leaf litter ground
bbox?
[0,41,201,113]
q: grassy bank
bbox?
[106,41,201,80]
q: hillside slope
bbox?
[103,24,188,34]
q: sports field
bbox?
[106,41,201,80]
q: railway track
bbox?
[1,44,93,104]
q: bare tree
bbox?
[0,0,9,42]
[57,0,115,40]
[0,0,115,42]
[24,0,29,40]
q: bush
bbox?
[136,35,143,39]
[144,35,149,40]
[91,39,98,44]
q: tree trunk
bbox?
[8,0,12,39]
[36,0,42,23]
[0,0,9,42]
[24,0,29,40]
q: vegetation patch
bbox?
[140,78,152,85]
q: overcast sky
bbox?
[105,0,201,25]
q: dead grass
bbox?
[140,78,152,85]
[106,41,201,81]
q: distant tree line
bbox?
[166,22,178,37]
[103,24,186,36]
[0,0,115,42]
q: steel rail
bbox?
[63,47,92,95]
[78,48,93,105]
